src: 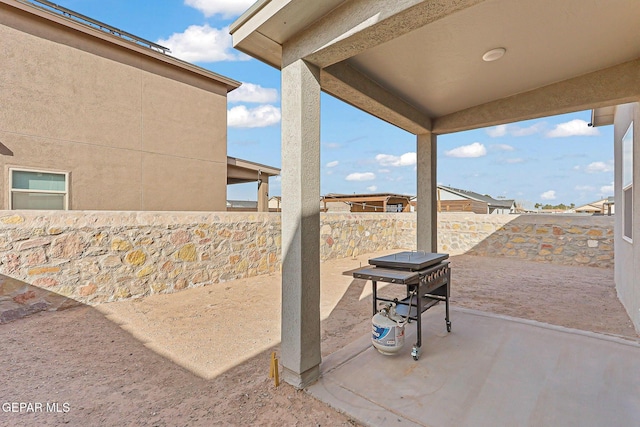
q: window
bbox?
[622,122,633,242]
[10,169,68,210]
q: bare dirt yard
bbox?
[1,254,637,426]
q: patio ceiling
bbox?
[232,0,640,134]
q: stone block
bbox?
[50,234,85,259]
[136,265,155,278]
[28,266,61,276]
[111,238,132,251]
[103,255,122,268]
[174,278,188,290]
[171,230,191,245]
[1,215,24,224]
[125,250,146,266]
[79,284,98,296]
[17,238,51,251]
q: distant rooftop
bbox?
[438,185,514,209]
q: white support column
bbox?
[417,133,437,252]
[280,58,321,388]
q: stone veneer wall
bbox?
[0,211,612,305]
[0,211,412,305]
[438,213,614,268]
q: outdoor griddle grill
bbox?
[353,251,451,360]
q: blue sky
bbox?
[50,0,614,208]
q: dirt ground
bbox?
[0,254,637,426]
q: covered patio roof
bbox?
[231,0,640,388]
[232,0,640,134]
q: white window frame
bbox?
[622,122,633,243]
[9,167,69,210]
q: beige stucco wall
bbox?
[613,102,640,333]
[0,3,229,211]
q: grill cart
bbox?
[353,251,451,360]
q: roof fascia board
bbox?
[321,62,431,134]
[231,0,289,68]
[433,59,640,134]
[227,156,281,175]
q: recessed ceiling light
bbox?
[482,47,506,62]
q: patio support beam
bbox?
[417,133,437,252]
[280,58,322,388]
[257,177,269,212]
[433,59,640,134]
[282,0,486,69]
[321,63,431,134]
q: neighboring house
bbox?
[437,185,515,214]
[322,193,412,213]
[0,0,278,212]
[575,197,615,215]
[268,196,282,212]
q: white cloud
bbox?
[324,142,341,149]
[575,185,596,192]
[444,142,487,158]
[326,161,339,168]
[585,161,613,173]
[228,83,278,104]
[510,123,545,137]
[546,119,600,137]
[346,172,375,181]
[228,105,281,128]
[491,144,515,151]
[367,185,377,192]
[487,123,545,137]
[540,190,557,200]
[600,182,614,195]
[504,158,524,164]
[158,24,249,63]
[375,152,416,167]
[487,124,507,137]
[184,0,255,18]
[378,169,391,174]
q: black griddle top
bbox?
[369,251,449,271]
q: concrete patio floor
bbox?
[308,306,640,427]
[78,249,638,426]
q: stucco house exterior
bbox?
[231,0,640,388]
[574,197,615,215]
[0,0,278,212]
[437,185,515,214]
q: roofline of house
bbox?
[227,156,281,176]
[5,0,241,91]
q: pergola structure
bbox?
[231,0,640,387]
[227,156,280,212]
[322,193,412,212]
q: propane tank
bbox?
[372,303,405,355]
